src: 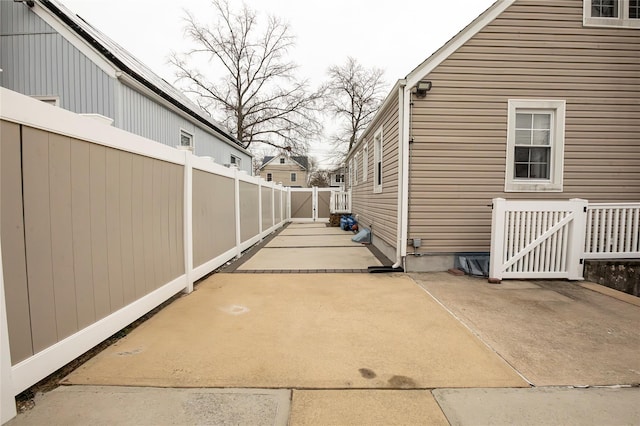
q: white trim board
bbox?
[0,88,186,165]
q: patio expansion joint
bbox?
[412,279,535,387]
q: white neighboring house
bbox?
[0,0,253,172]
[328,167,346,189]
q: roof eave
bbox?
[38,0,250,154]
[406,0,516,88]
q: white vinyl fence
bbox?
[289,187,332,222]
[0,89,289,422]
[584,203,640,259]
[330,190,352,214]
[489,198,640,282]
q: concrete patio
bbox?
[7,223,640,425]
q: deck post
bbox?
[234,168,242,258]
[568,198,588,280]
[182,151,194,294]
[489,197,506,281]
[258,178,263,238]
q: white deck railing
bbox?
[330,190,351,214]
[489,198,640,282]
[585,203,640,259]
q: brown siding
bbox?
[409,0,640,253]
[5,125,184,362]
[349,90,400,249]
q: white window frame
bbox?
[353,152,359,185]
[290,172,297,183]
[373,127,383,193]
[280,157,285,164]
[348,159,353,188]
[505,99,566,193]
[362,143,368,183]
[179,129,194,151]
[266,173,273,182]
[230,154,241,168]
[583,0,640,28]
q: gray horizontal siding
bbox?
[409,0,640,254]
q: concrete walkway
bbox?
[7,223,640,425]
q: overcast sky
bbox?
[61,0,496,166]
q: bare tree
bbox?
[308,169,330,188]
[324,57,387,161]
[170,0,323,153]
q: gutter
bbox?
[392,81,410,269]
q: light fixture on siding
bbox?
[412,80,432,98]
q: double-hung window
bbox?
[584,0,640,28]
[373,127,383,193]
[266,173,273,182]
[505,100,565,192]
[290,172,297,183]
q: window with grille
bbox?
[584,0,640,27]
[505,100,566,192]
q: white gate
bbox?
[489,198,587,281]
[288,187,331,222]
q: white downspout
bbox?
[393,81,410,269]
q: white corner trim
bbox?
[31,2,119,78]
[406,0,517,88]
